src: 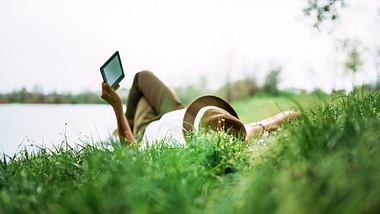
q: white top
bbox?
[141,106,223,148]
[142,109,187,148]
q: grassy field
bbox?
[232,92,325,122]
[0,91,379,213]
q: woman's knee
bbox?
[135,70,154,80]
[132,70,154,87]
[135,70,159,88]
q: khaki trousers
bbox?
[125,71,184,137]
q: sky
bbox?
[0,0,379,93]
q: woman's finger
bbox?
[102,83,108,93]
[103,83,113,93]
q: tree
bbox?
[303,0,346,29]
[263,66,281,95]
[344,46,363,88]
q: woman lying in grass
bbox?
[101,70,299,145]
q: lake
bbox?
[0,104,118,156]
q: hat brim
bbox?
[182,95,239,143]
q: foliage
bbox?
[0,88,129,104]
[263,66,281,95]
[344,46,363,74]
[1,90,379,213]
[303,0,346,28]
[215,79,258,102]
[1,70,282,105]
[344,45,364,87]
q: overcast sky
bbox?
[0,0,379,93]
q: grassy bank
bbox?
[0,91,379,213]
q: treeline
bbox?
[0,88,129,104]
[175,67,286,104]
[0,78,281,105]
[0,68,290,104]
[0,88,103,104]
[1,67,342,104]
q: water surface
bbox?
[0,104,117,156]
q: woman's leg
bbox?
[132,97,158,136]
[125,70,184,128]
[244,111,300,139]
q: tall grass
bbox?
[206,90,380,213]
[0,90,379,213]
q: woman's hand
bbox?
[101,82,122,109]
[101,82,135,144]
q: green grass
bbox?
[0,91,379,213]
[232,92,325,122]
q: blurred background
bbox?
[0,0,379,155]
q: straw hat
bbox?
[182,95,247,143]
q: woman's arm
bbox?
[245,111,300,140]
[101,82,135,145]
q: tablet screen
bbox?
[100,51,125,89]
